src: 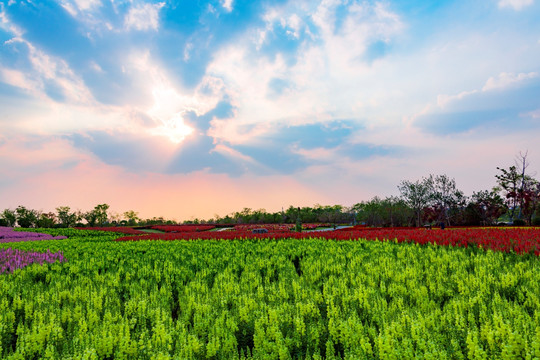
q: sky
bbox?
[1,0,539,221]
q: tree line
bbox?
[1,152,539,228]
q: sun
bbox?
[155,113,195,144]
[146,84,198,144]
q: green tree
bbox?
[15,206,39,228]
[56,206,81,228]
[398,177,432,227]
[84,204,110,227]
[428,174,465,226]
[0,209,17,227]
[519,179,540,225]
[123,210,140,226]
[36,212,56,228]
[470,190,507,226]
[353,197,413,227]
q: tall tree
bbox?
[56,206,81,228]
[36,212,56,228]
[519,179,540,225]
[15,206,38,228]
[0,209,17,227]
[84,204,110,227]
[398,177,432,227]
[428,174,465,226]
[123,210,140,226]
[495,165,521,221]
[495,151,537,222]
[470,190,507,226]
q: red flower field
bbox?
[114,226,540,255]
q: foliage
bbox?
[123,210,140,226]
[36,212,56,228]
[495,152,540,224]
[2,234,540,358]
[353,196,413,227]
[15,206,39,228]
[495,165,521,222]
[56,206,82,228]
[84,204,110,227]
[0,209,17,227]
[398,177,433,227]
[427,174,466,226]
[470,190,508,226]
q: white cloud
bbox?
[89,61,104,73]
[212,144,258,165]
[436,90,478,108]
[1,38,94,105]
[0,68,41,95]
[206,1,405,146]
[124,2,165,31]
[148,112,195,144]
[498,0,534,10]
[60,0,101,14]
[60,2,78,17]
[122,50,234,144]
[183,42,193,61]
[482,72,538,91]
[73,0,101,11]
[286,14,302,39]
[206,0,540,166]
[0,3,23,37]
[220,0,234,12]
[428,71,538,111]
[523,108,540,118]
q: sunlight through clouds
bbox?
[1,0,539,218]
[149,112,194,144]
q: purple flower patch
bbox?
[0,248,66,274]
[0,227,67,243]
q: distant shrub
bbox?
[513,219,526,226]
[532,217,540,226]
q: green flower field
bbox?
[1,229,540,359]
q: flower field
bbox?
[0,226,67,243]
[150,225,216,233]
[0,248,66,274]
[114,226,540,256]
[75,226,147,235]
[1,227,540,358]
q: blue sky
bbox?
[0,0,539,219]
